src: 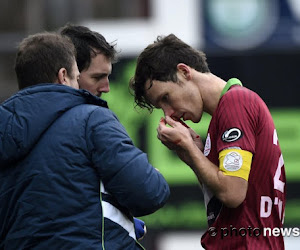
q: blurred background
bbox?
[1,0,299,249]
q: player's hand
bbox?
[157,116,203,151]
[157,116,194,150]
[188,127,204,152]
[157,116,203,165]
[176,118,204,152]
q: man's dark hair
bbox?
[15,32,76,90]
[130,34,211,112]
[60,23,117,72]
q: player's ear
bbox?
[57,68,68,85]
[177,63,191,80]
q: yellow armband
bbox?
[219,149,253,181]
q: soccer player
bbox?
[129,34,286,249]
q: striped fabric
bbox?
[100,182,136,240]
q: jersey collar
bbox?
[220,78,243,98]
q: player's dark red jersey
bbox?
[201,85,286,249]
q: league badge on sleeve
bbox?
[223,151,243,172]
[204,133,211,156]
[222,128,243,142]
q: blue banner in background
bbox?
[204,0,300,53]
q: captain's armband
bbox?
[219,149,253,181]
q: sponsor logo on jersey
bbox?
[222,128,243,142]
[223,151,243,171]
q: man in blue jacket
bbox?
[0,32,170,249]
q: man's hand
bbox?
[157,116,203,151]
[157,116,247,207]
[157,116,191,150]
[188,126,204,152]
[157,116,202,165]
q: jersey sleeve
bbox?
[216,87,258,154]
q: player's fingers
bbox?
[165,116,178,127]
[159,117,166,126]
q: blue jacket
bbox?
[0,84,170,249]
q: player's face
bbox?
[79,53,112,97]
[144,78,204,123]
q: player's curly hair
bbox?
[129,34,210,112]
